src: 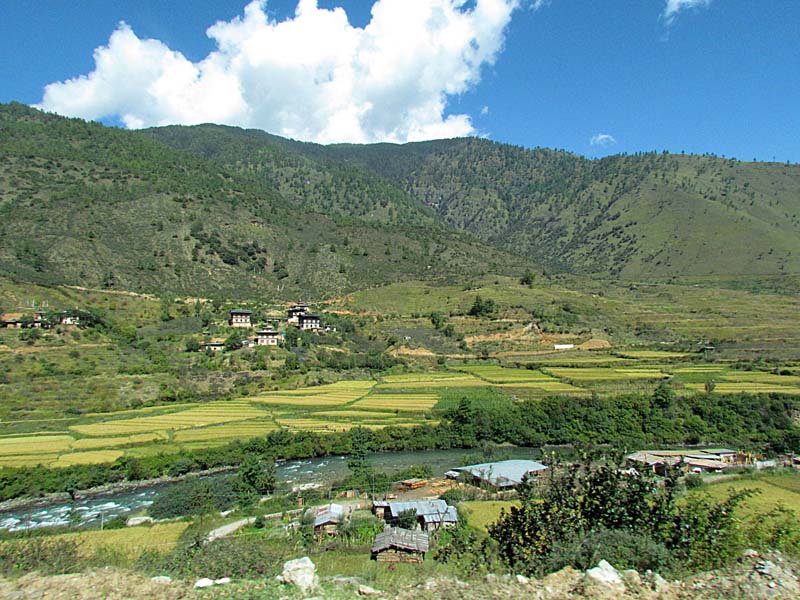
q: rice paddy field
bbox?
[44,522,189,558]
[1,355,798,468]
[698,471,800,520]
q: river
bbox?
[0,446,547,532]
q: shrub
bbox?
[149,477,237,519]
[0,537,83,576]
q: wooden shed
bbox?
[371,527,428,563]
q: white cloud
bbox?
[663,0,711,26]
[590,133,616,147]
[36,0,522,144]
[480,105,489,115]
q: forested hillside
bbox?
[148,126,800,281]
[0,104,528,297]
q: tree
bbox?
[238,455,277,496]
[397,508,419,530]
[468,295,496,318]
[185,337,201,353]
[224,331,244,351]
[520,270,535,287]
[704,379,716,394]
[652,381,675,409]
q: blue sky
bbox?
[1,0,798,161]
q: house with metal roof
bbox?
[448,459,548,489]
[371,527,429,563]
[372,499,458,532]
[311,503,345,536]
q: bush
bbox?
[542,528,675,574]
[0,537,83,576]
[149,477,237,519]
[684,473,704,489]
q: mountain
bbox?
[147,125,800,281]
[0,104,529,298]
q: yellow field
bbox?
[546,367,670,381]
[71,432,167,449]
[251,380,374,406]
[70,401,268,436]
[684,382,800,394]
[617,351,693,359]
[351,393,438,411]
[173,420,279,443]
[0,434,74,456]
[721,372,800,385]
[54,450,124,467]
[494,381,589,394]
[275,418,361,432]
[457,365,555,383]
[311,410,398,418]
[460,500,519,532]
[0,454,59,467]
[48,522,189,558]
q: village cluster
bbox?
[200,302,332,352]
[298,449,794,563]
[0,309,85,329]
[302,459,546,563]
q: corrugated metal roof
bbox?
[453,459,548,487]
[421,506,458,524]
[372,527,429,553]
[313,503,345,527]
[386,500,449,518]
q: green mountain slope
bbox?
[318,139,800,280]
[148,124,800,281]
[0,104,530,297]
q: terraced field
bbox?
[71,401,268,436]
[544,367,670,381]
[351,393,439,411]
[376,372,486,389]
[251,380,375,406]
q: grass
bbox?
[459,500,518,532]
[71,432,167,449]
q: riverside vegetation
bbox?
[0,103,799,596]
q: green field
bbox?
[460,500,519,532]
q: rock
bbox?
[126,516,153,527]
[585,560,624,588]
[280,557,319,593]
[214,577,231,585]
[194,578,215,588]
[652,573,670,593]
[621,569,642,587]
[358,584,382,595]
[150,575,172,584]
[331,575,365,587]
[516,574,530,585]
[742,548,760,559]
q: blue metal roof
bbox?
[453,459,548,487]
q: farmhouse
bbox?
[200,341,225,352]
[311,503,345,536]
[373,500,458,532]
[255,329,281,346]
[298,314,321,331]
[448,459,548,489]
[287,302,309,324]
[371,527,429,563]
[229,309,252,328]
[0,313,23,328]
[625,448,741,474]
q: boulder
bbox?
[150,576,172,584]
[126,516,153,527]
[279,556,319,593]
[194,578,215,588]
[585,560,624,588]
[358,584,382,595]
